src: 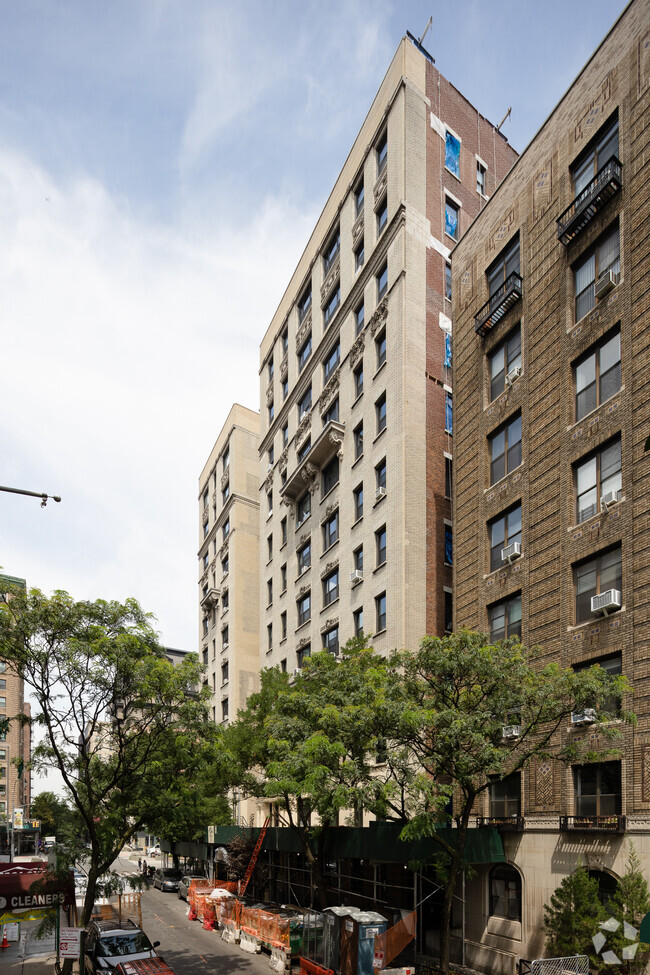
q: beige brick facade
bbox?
[0,575,31,826]
[452,1,650,969]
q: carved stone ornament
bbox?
[349,332,365,367]
[264,470,274,492]
[278,449,288,474]
[299,532,310,546]
[325,502,337,517]
[220,470,229,490]
[219,540,229,559]
[296,311,312,350]
[266,383,274,406]
[296,411,312,442]
[320,255,341,304]
[328,430,344,458]
[298,585,310,598]
[211,489,217,505]
[301,463,318,494]
[282,495,295,515]
[323,561,338,576]
[369,298,388,336]
[352,212,364,246]
[322,368,340,405]
[210,557,217,571]
[373,169,388,206]
[321,617,339,633]
[297,637,310,651]
[279,354,288,382]
[202,506,209,525]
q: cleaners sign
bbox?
[0,862,73,914]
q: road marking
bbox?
[199,956,208,964]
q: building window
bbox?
[281,612,287,641]
[377,198,388,236]
[298,387,312,422]
[323,569,339,606]
[376,329,386,369]
[281,327,288,356]
[323,285,341,329]
[297,491,311,525]
[489,324,522,401]
[297,540,311,575]
[444,523,453,565]
[297,643,311,668]
[281,563,287,592]
[489,413,522,484]
[222,482,230,504]
[267,622,273,650]
[282,376,288,400]
[222,519,230,541]
[222,698,229,722]
[267,491,273,516]
[445,393,453,434]
[489,772,521,818]
[575,223,620,321]
[353,484,363,522]
[575,761,621,817]
[354,423,364,461]
[222,589,229,610]
[353,607,364,637]
[298,333,312,372]
[490,865,521,921]
[297,592,311,627]
[376,131,387,175]
[322,456,340,495]
[489,593,522,642]
[354,178,364,217]
[203,520,209,539]
[445,197,460,241]
[375,526,387,567]
[445,262,452,301]
[267,534,273,561]
[281,517,287,546]
[574,653,622,716]
[202,488,209,510]
[268,401,274,423]
[355,237,365,271]
[445,129,461,178]
[221,554,229,576]
[298,286,312,324]
[354,362,364,399]
[477,160,487,195]
[222,625,229,649]
[489,504,522,571]
[444,590,453,633]
[375,592,387,632]
[323,626,339,655]
[221,661,229,685]
[375,458,387,491]
[222,446,230,472]
[267,579,273,606]
[323,510,339,550]
[487,236,520,299]
[355,302,365,335]
[575,546,622,624]
[573,114,618,198]
[323,229,340,276]
[202,551,209,571]
[323,398,339,425]
[376,392,387,435]
[354,546,363,572]
[574,329,620,421]
[268,356,274,382]
[445,456,452,499]
[575,437,621,523]
[297,438,311,462]
[377,263,388,301]
[282,422,289,447]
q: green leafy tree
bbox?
[544,863,606,963]
[605,846,650,973]
[390,630,632,975]
[0,584,228,940]
[226,639,397,907]
[31,791,76,838]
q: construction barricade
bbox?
[187,881,214,921]
[113,960,178,975]
[219,896,240,944]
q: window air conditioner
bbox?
[595,269,619,300]
[267,463,273,472]
[375,486,387,501]
[505,365,522,388]
[350,569,363,586]
[571,708,597,726]
[502,724,521,739]
[601,489,622,509]
[591,589,621,615]
[501,541,522,564]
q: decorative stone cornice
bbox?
[297,636,311,651]
[264,470,273,492]
[320,254,341,304]
[323,561,338,576]
[278,448,288,474]
[296,310,312,349]
[302,463,318,495]
[373,168,388,206]
[299,532,311,546]
[352,212,364,246]
[296,411,312,443]
[369,297,388,336]
[298,585,310,598]
[321,617,339,633]
[279,354,288,382]
[321,370,340,411]
[328,430,344,459]
[325,502,337,517]
[219,539,230,559]
[220,470,230,490]
[266,383,274,406]
[202,507,209,525]
[349,332,365,368]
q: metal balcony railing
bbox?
[557,157,622,246]
[475,272,523,336]
[559,814,626,834]
[476,815,525,832]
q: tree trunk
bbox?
[438,806,472,975]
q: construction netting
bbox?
[372,911,416,971]
[89,893,143,928]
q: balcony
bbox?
[557,157,622,246]
[476,816,525,832]
[280,421,345,500]
[475,273,523,337]
[559,814,626,834]
[200,587,220,610]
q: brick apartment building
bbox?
[0,574,32,847]
[256,35,517,673]
[452,0,650,968]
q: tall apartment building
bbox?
[0,574,31,835]
[258,36,517,670]
[198,404,260,726]
[452,1,650,969]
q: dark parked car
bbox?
[84,918,159,974]
[153,868,183,892]
[177,874,205,901]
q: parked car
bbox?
[147,846,160,857]
[176,874,205,902]
[84,918,160,974]
[113,961,177,975]
[153,868,183,892]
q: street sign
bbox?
[59,927,82,959]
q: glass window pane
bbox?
[445,131,460,177]
[576,354,596,394]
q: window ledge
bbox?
[352,453,364,469]
[279,637,287,646]
[295,620,311,634]
[321,483,340,505]
[266,558,272,567]
[373,361,387,380]
[374,628,387,638]
[294,569,311,584]
[295,515,311,532]
[484,463,524,494]
[373,426,387,445]
[280,587,288,597]
[352,516,363,529]
[374,493,386,508]
[321,539,339,558]
[266,511,273,521]
[567,607,625,633]
[321,597,340,613]
[565,386,624,432]
[352,392,364,408]
[373,562,387,574]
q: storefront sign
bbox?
[59,927,82,958]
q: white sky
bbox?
[0,0,627,663]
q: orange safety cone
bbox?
[1,926,9,949]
